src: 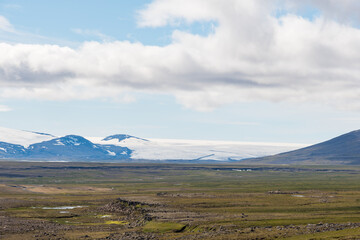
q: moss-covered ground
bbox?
[0,162,359,239]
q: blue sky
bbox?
[0,0,214,45]
[0,0,360,143]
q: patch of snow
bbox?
[233,169,253,172]
[42,206,86,210]
[106,150,116,156]
[292,195,305,198]
[53,140,65,146]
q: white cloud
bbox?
[0,15,14,32]
[284,0,360,24]
[71,28,114,42]
[0,1,360,111]
[0,105,11,112]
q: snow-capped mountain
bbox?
[0,127,306,162]
[27,135,131,160]
[0,127,131,160]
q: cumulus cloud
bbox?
[284,0,360,24]
[0,1,360,111]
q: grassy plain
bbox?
[0,162,359,239]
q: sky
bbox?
[0,0,360,143]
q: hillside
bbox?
[244,130,360,165]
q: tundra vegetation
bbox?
[0,162,359,239]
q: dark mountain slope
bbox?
[244,130,360,165]
[0,142,27,158]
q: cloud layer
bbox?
[0,0,360,111]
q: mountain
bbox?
[1,127,358,164]
[0,126,305,162]
[0,127,132,161]
[244,130,360,165]
[27,135,131,160]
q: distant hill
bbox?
[244,130,360,165]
